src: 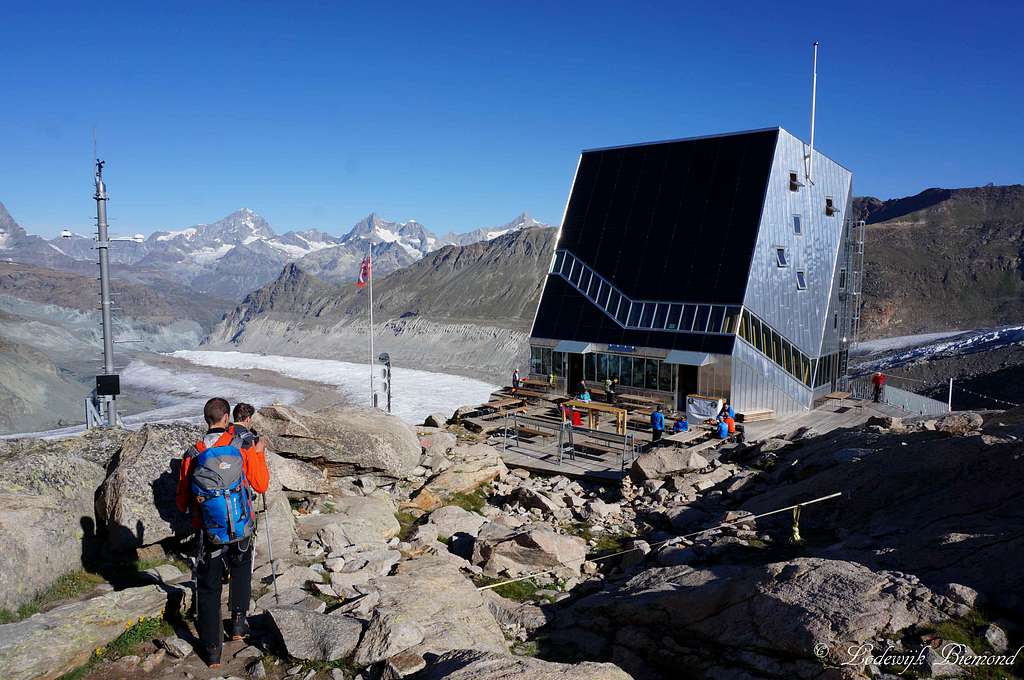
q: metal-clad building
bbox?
[528,127,862,417]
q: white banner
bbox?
[686,395,723,422]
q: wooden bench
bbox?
[737,409,775,423]
[516,426,553,439]
[689,438,722,453]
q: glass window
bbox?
[739,310,750,341]
[597,281,610,308]
[652,303,668,329]
[569,261,583,286]
[796,270,807,290]
[584,354,596,381]
[763,325,774,358]
[627,303,643,327]
[597,354,608,381]
[530,347,542,374]
[645,359,659,389]
[607,355,620,382]
[607,289,621,316]
[640,303,655,328]
[560,254,573,276]
[839,268,848,291]
[694,305,711,333]
[658,361,672,391]
[708,306,725,333]
[793,215,802,235]
[774,331,786,367]
[834,313,839,329]
[749,316,762,351]
[724,307,742,334]
[618,357,631,387]
[789,171,800,191]
[552,351,565,377]
[581,270,598,292]
[666,304,682,330]
[587,273,600,299]
[781,339,793,373]
[616,298,630,325]
[775,247,789,268]
[553,251,566,273]
[680,305,697,332]
[632,358,645,388]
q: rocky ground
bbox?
[0,402,1021,680]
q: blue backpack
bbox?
[188,429,254,545]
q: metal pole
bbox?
[94,159,117,426]
[368,242,375,407]
[948,378,953,412]
[262,494,280,604]
[807,41,819,183]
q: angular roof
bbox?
[531,128,779,350]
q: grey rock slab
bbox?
[253,404,421,478]
[629,449,707,483]
[267,606,365,661]
[415,649,633,679]
[428,505,488,538]
[267,451,330,494]
[472,523,587,578]
[299,496,400,549]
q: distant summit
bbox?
[443,212,552,247]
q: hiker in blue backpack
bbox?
[176,397,269,668]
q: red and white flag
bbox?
[356,255,372,289]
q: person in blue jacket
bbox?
[722,400,735,419]
[716,416,730,439]
[650,405,665,445]
[672,417,688,433]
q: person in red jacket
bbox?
[871,372,887,403]
[176,397,269,668]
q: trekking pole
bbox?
[262,493,280,605]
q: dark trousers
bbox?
[652,429,663,444]
[873,384,882,403]
[196,537,252,649]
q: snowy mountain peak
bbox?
[443,212,554,247]
[340,213,441,259]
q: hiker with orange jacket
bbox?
[176,397,269,668]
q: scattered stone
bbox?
[305,496,401,549]
[140,648,166,672]
[423,413,448,428]
[428,505,488,538]
[159,635,193,659]
[983,623,1009,653]
[267,451,330,494]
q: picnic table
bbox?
[563,399,629,435]
[481,397,524,411]
[512,388,551,400]
[617,392,660,406]
[665,428,705,445]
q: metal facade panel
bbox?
[742,129,853,359]
[665,350,715,366]
[819,191,858,357]
[731,338,812,416]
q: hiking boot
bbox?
[204,643,222,668]
[228,611,249,641]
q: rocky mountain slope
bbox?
[856,184,1024,337]
[0,399,1019,679]
[207,227,558,380]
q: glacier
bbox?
[172,350,499,424]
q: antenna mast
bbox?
[806,41,819,184]
[89,155,120,427]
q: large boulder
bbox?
[414,649,633,680]
[629,449,707,483]
[96,423,204,551]
[427,506,487,539]
[267,606,364,661]
[0,583,185,680]
[0,445,106,610]
[353,556,506,666]
[934,411,984,436]
[297,496,400,550]
[472,523,587,578]
[253,404,420,478]
[553,557,949,678]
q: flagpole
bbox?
[368,242,375,407]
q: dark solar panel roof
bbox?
[558,128,778,305]
[531,276,736,353]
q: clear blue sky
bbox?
[3,1,1022,238]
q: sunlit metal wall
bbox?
[742,129,853,359]
[731,338,810,416]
